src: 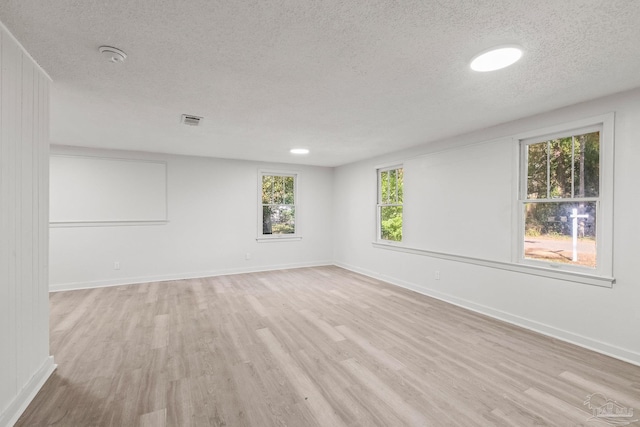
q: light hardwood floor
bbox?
[17,266,640,426]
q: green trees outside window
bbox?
[378,167,403,242]
[262,174,295,235]
[522,131,599,267]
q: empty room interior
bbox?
[2,1,640,426]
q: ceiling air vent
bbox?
[181,114,203,126]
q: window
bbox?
[518,117,612,277]
[259,172,297,239]
[377,166,403,242]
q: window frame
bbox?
[257,170,301,242]
[376,164,404,243]
[514,114,614,281]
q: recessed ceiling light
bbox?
[470,46,523,72]
[290,148,309,155]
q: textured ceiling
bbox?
[1,0,640,166]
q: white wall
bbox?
[50,155,168,223]
[0,23,55,426]
[333,88,640,366]
[49,147,334,290]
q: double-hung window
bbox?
[517,114,613,281]
[377,166,403,242]
[259,172,297,239]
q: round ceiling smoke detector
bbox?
[99,46,127,63]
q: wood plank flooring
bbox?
[17,266,640,426]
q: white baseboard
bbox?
[335,261,640,368]
[0,356,56,427]
[49,260,333,292]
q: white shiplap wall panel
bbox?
[19,49,32,395]
[0,21,55,426]
[0,25,19,415]
[39,52,51,370]
[0,26,9,413]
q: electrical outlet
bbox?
[434,270,440,280]
[114,261,121,270]
[245,252,251,260]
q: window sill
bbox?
[376,239,403,246]
[372,242,614,288]
[257,236,302,243]
[50,220,169,228]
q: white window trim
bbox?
[376,163,404,243]
[512,113,614,282]
[257,169,301,242]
